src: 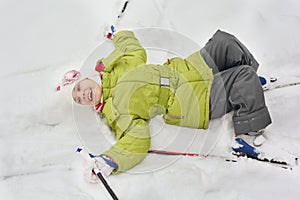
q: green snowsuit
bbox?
[98,31,213,173]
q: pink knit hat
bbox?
[56,69,81,91]
[56,61,104,92]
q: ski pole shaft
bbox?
[76,148,119,200]
[148,149,205,157]
[118,0,130,18]
[93,168,119,200]
[115,0,131,26]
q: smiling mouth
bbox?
[89,89,93,101]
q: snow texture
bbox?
[1,0,300,199]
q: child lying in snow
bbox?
[71,29,271,182]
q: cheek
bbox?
[96,88,102,100]
[72,92,77,100]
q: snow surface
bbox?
[1,0,300,199]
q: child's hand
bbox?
[104,25,116,40]
[83,156,116,183]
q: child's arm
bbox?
[113,30,144,53]
[100,30,147,72]
[102,118,150,174]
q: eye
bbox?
[78,84,80,92]
[77,97,81,104]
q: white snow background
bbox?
[1,0,300,199]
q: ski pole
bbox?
[93,167,119,200]
[118,0,130,19]
[76,148,119,200]
[148,149,204,157]
[149,149,295,170]
[115,0,131,26]
[105,1,131,40]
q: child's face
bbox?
[72,78,102,106]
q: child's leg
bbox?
[209,65,272,135]
[200,30,259,74]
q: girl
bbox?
[72,29,271,181]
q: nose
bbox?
[79,90,86,101]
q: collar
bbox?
[94,101,106,113]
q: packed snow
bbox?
[1,0,300,199]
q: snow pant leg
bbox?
[209,65,272,135]
[200,30,259,74]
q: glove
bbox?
[84,155,117,184]
[104,25,116,40]
[95,61,105,72]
